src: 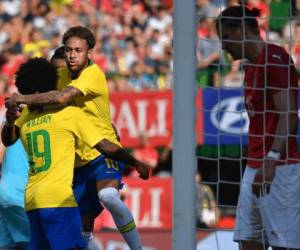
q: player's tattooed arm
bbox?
[5,86,82,107]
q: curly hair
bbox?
[62,26,95,49]
[15,57,58,95]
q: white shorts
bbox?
[234,163,300,248]
[0,205,30,249]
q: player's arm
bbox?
[252,89,297,197]
[1,105,20,146]
[270,89,297,154]
[5,86,82,107]
[94,139,151,180]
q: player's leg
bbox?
[3,206,30,250]
[74,156,142,249]
[259,163,300,250]
[239,241,266,250]
[26,209,51,250]
[77,180,103,250]
[0,207,16,250]
[234,166,267,249]
[38,207,86,250]
[73,166,103,250]
[96,159,142,250]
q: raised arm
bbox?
[1,104,20,146]
[94,139,151,180]
[5,86,82,107]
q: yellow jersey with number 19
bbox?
[57,63,121,167]
[15,106,103,211]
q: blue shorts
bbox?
[73,155,125,216]
[27,207,86,250]
[0,206,30,249]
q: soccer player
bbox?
[0,139,30,250]
[3,57,151,250]
[217,6,300,250]
[50,46,66,68]
[0,47,72,250]
[6,26,150,250]
[3,57,94,250]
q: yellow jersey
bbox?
[57,63,121,167]
[16,106,103,211]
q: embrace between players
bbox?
[2,26,151,250]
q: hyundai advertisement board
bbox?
[203,88,249,145]
[202,88,300,145]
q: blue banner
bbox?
[202,88,300,145]
[203,88,248,145]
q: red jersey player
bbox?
[217,6,300,250]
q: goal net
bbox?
[196,1,300,249]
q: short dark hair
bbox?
[216,6,260,33]
[15,57,58,94]
[50,46,65,63]
[62,26,95,49]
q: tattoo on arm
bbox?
[21,86,82,105]
[95,139,139,166]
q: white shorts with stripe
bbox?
[234,163,300,248]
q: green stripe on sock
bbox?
[118,219,136,233]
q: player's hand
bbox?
[5,103,21,126]
[252,159,277,198]
[5,93,20,109]
[135,162,152,180]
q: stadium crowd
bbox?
[0,0,297,95]
[0,0,173,96]
[197,0,300,87]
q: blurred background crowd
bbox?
[0,0,174,95]
[0,0,298,97]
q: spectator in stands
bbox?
[128,61,157,91]
[0,0,175,94]
[246,0,269,40]
[197,18,223,87]
[153,139,172,177]
[283,20,300,74]
[131,133,158,176]
[196,0,218,22]
[195,170,220,228]
[23,28,50,58]
[291,22,300,73]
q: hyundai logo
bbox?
[210,96,249,134]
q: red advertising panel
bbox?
[94,231,211,250]
[110,90,203,147]
[0,90,204,147]
[95,177,173,230]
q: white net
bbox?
[196,1,300,249]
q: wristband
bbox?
[266,150,280,160]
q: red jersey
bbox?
[244,44,299,168]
